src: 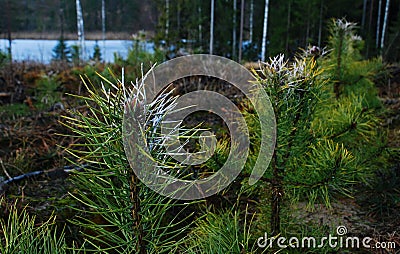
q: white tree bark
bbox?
[249,0,254,42]
[380,0,390,49]
[261,0,269,61]
[166,0,169,40]
[376,0,382,48]
[210,0,214,54]
[233,0,237,59]
[76,0,85,60]
[102,0,106,58]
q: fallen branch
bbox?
[0,164,87,192]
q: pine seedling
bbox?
[252,51,359,235]
[325,18,385,106]
[63,68,201,253]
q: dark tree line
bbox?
[0,0,158,35]
[0,0,399,61]
[155,0,400,61]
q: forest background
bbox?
[1,0,399,62]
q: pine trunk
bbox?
[6,0,12,60]
[238,0,245,62]
[286,0,291,52]
[318,0,324,47]
[366,0,375,57]
[271,151,282,235]
[362,0,368,30]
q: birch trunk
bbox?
[76,0,85,60]
[233,0,237,59]
[210,0,214,54]
[249,0,254,42]
[380,0,390,50]
[166,0,169,40]
[376,0,382,48]
[102,0,106,58]
[261,0,269,61]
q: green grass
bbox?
[0,103,31,119]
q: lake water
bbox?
[0,39,155,63]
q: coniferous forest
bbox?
[0,0,400,61]
[0,0,400,253]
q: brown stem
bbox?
[129,172,146,254]
[270,149,283,236]
[270,103,282,235]
[334,29,344,99]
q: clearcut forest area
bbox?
[0,0,400,253]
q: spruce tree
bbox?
[52,37,71,62]
[91,41,102,62]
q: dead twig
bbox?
[0,159,11,180]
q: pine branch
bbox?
[328,107,368,140]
